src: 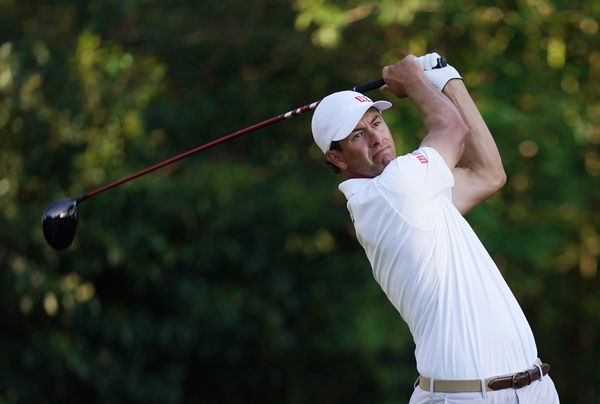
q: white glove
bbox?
[415,52,462,91]
[414,52,443,71]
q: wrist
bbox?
[441,78,468,102]
[442,77,464,92]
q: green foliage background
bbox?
[1,0,598,402]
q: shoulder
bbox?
[381,147,444,178]
[378,147,454,197]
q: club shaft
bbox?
[85,112,290,199]
[82,81,379,200]
[81,56,449,201]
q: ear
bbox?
[325,150,347,171]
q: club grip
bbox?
[351,79,385,93]
[350,56,448,94]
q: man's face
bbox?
[326,108,396,178]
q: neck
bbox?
[341,170,375,180]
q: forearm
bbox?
[406,77,464,137]
[443,80,506,184]
[406,78,467,168]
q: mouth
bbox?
[373,146,390,160]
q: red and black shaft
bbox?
[75,78,387,204]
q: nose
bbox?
[368,130,383,147]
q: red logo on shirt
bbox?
[411,152,428,164]
[354,96,372,103]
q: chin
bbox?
[380,153,395,168]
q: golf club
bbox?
[42,57,447,250]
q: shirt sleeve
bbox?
[377,146,454,201]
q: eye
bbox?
[352,132,363,141]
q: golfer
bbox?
[311,54,560,403]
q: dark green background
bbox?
[1,0,598,402]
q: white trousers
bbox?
[409,374,559,404]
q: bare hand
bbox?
[382,55,426,98]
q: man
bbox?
[311,54,560,403]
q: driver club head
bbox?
[42,197,80,250]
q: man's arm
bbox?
[442,79,507,214]
[383,55,467,168]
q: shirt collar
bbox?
[338,178,372,199]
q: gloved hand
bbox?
[415,52,462,91]
[414,52,443,71]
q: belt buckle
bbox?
[511,372,527,389]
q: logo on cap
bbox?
[354,96,372,103]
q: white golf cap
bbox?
[311,90,392,153]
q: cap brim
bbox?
[330,100,393,143]
[373,100,392,112]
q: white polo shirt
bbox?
[339,146,537,380]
